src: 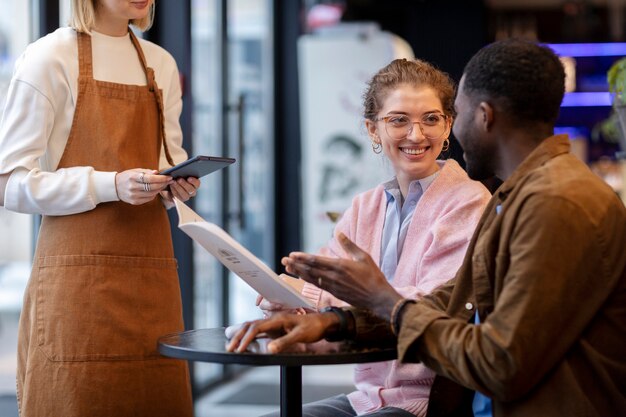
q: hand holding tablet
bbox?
[160,155,235,179]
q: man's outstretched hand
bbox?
[281,233,403,321]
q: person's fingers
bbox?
[337,232,370,262]
[284,261,346,293]
[169,181,189,202]
[225,322,251,352]
[149,182,171,192]
[283,260,316,283]
[226,317,274,352]
[288,252,346,272]
[266,320,314,353]
[285,254,336,278]
[233,318,286,353]
[227,320,268,353]
[291,248,376,277]
[160,189,173,203]
[266,329,295,352]
[138,180,170,194]
[234,323,262,353]
[258,299,273,310]
[116,169,169,205]
[175,178,197,196]
[290,240,373,270]
[142,170,171,184]
[281,257,298,275]
[187,177,201,190]
[228,314,329,354]
[255,295,264,306]
[258,298,284,312]
[135,171,174,195]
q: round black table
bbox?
[158,328,397,417]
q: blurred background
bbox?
[1,1,625,416]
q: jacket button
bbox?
[465,302,473,310]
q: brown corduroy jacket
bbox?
[349,135,626,416]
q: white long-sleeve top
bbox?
[0,27,187,215]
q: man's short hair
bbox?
[462,39,566,125]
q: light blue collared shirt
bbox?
[379,170,439,281]
[473,311,493,416]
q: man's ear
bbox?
[477,101,494,131]
[365,119,380,143]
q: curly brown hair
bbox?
[362,59,456,121]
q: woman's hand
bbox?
[256,274,309,317]
[281,233,402,320]
[115,169,173,205]
[160,177,201,204]
[226,311,339,353]
[256,295,306,317]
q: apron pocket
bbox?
[36,254,182,362]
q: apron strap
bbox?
[128,29,175,167]
[129,29,151,82]
[77,31,94,80]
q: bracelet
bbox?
[390,298,416,336]
[319,306,348,342]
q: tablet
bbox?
[160,156,235,178]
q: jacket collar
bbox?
[496,134,570,200]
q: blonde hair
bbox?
[69,0,155,33]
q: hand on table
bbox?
[226,312,339,354]
[281,232,403,320]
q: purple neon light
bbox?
[545,43,626,57]
[561,92,613,107]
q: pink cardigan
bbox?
[301,159,491,416]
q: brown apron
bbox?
[16,30,193,417]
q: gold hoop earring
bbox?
[371,141,382,154]
[441,138,450,152]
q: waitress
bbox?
[0,1,196,415]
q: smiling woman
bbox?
[250,58,492,417]
[364,59,455,197]
[367,85,451,194]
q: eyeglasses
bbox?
[375,113,449,140]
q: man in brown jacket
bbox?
[228,39,626,416]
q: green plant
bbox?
[593,112,621,143]
[607,58,626,154]
[608,57,626,106]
